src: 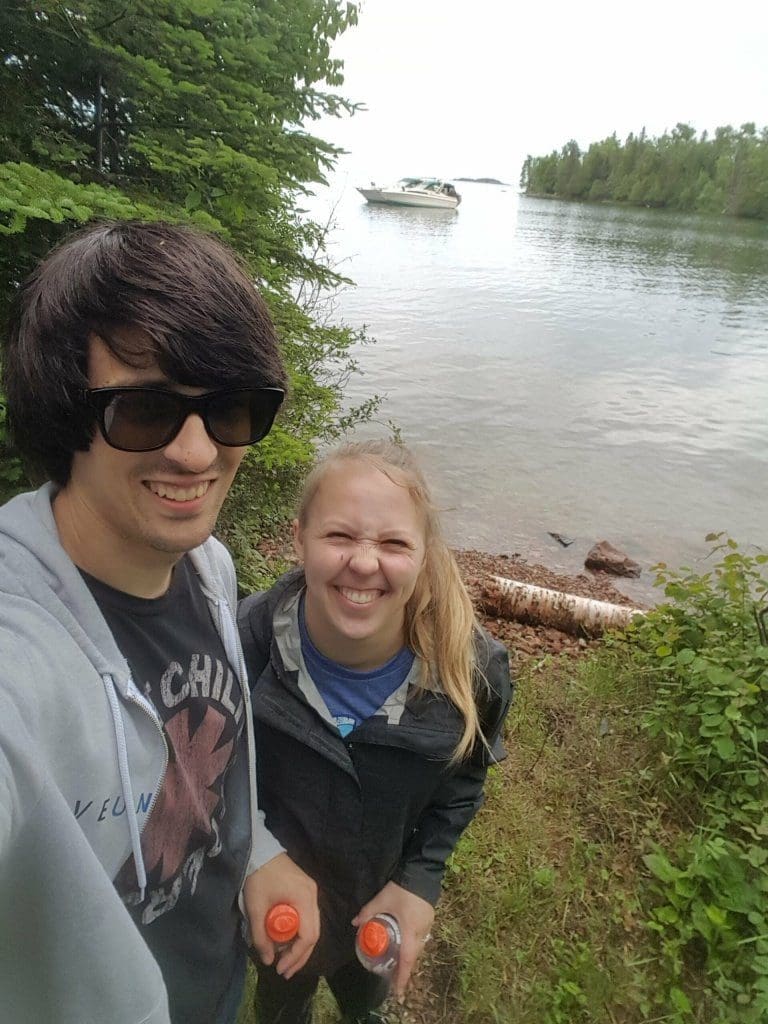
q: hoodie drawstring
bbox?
[103,674,148,899]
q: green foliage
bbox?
[0,399,27,502]
[0,0,361,287]
[0,162,168,236]
[626,535,768,1021]
[521,123,768,220]
[0,1,375,536]
[374,544,766,1023]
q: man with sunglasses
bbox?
[0,221,319,1023]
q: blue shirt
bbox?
[298,596,415,737]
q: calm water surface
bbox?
[310,181,768,596]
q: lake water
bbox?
[309,180,768,598]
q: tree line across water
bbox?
[520,123,768,220]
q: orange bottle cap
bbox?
[358,919,389,958]
[265,904,300,944]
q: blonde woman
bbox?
[238,440,512,1024]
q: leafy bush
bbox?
[0,398,26,502]
[628,535,768,1021]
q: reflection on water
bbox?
[314,182,768,594]
[360,202,460,240]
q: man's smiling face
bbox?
[60,330,246,582]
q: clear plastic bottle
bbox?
[355,913,401,976]
[265,903,300,953]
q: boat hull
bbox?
[357,187,459,210]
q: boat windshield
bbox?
[396,177,446,191]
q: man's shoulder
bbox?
[0,484,59,581]
[0,488,68,659]
[0,483,54,526]
[190,534,236,597]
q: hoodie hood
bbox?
[0,483,133,686]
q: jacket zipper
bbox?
[123,682,169,830]
[212,594,259,891]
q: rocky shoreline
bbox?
[454,548,644,662]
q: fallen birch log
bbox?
[482,575,645,638]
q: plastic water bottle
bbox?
[355,913,401,976]
[265,903,300,953]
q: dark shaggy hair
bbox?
[3,220,288,485]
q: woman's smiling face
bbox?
[293,458,427,670]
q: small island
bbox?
[455,176,508,185]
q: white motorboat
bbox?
[357,177,461,209]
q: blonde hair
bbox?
[297,439,486,761]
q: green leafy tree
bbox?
[521,123,768,220]
[555,140,586,199]
[582,133,619,201]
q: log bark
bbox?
[481,575,644,637]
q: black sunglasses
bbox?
[88,386,285,452]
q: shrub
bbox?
[628,535,768,1021]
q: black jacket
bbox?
[238,570,513,975]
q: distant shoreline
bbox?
[455,177,508,186]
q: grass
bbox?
[237,969,344,1023]
[427,648,666,1024]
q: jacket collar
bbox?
[270,572,421,728]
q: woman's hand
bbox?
[243,852,320,978]
[353,880,435,998]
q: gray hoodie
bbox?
[0,484,283,1023]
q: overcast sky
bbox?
[317,0,768,185]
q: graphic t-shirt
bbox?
[298,594,415,736]
[83,557,250,1024]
